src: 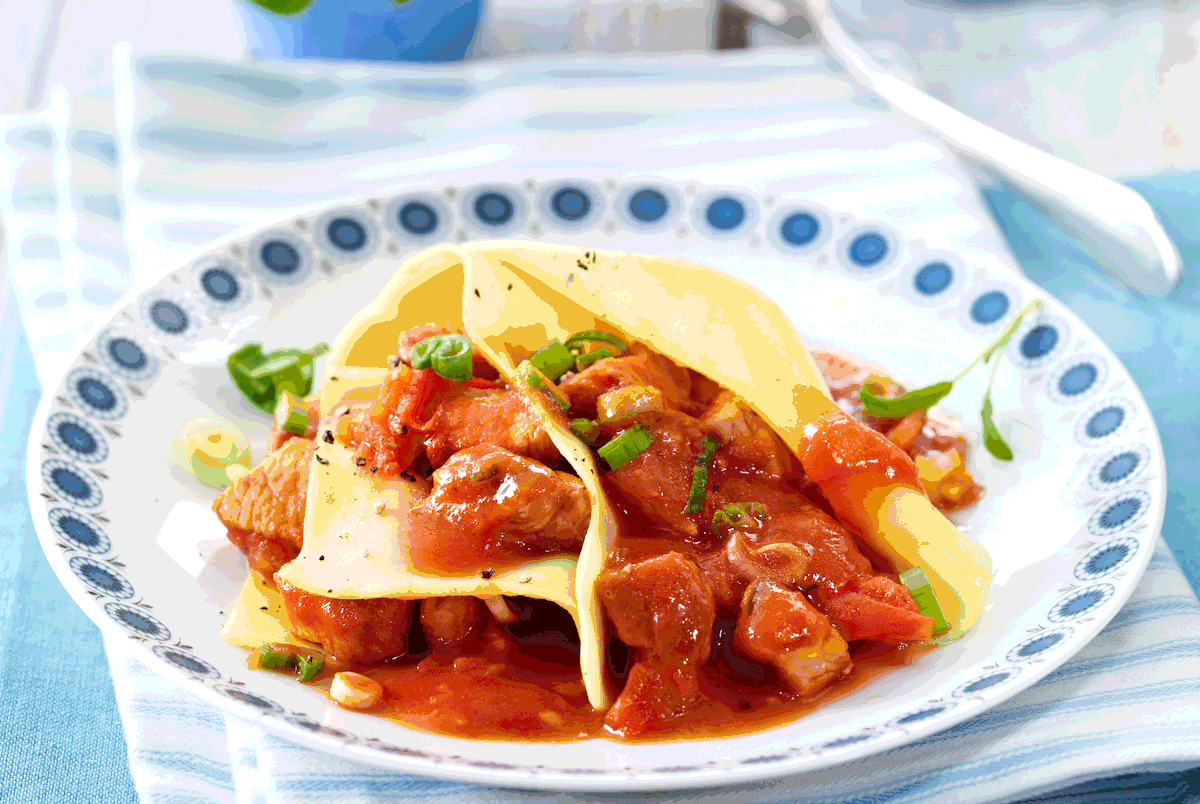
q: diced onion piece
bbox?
[330,671,383,710]
[570,418,601,445]
[596,385,663,424]
[530,339,576,381]
[712,501,767,536]
[574,346,613,373]
[563,330,628,355]
[177,418,250,488]
[517,359,571,411]
[597,424,653,470]
[683,435,721,514]
[274,389,309,435]
[900,566,950,635]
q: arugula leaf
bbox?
[981,397,1013,461]
[859,381,953,419]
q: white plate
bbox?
[27,178,1165,792]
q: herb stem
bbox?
[952,297,1042,382]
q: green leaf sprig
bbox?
[859,298,1042,461]
[228,342,328,415]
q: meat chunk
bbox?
[560,343,692,415]
[817,575,934,643]
[407,445,591,573]
[602,662,701,738]
[699,390,794,478]
[596,552,715,667]
[735,581,851,696]
[754,499,874,592]
[603,412,706,540]
[396,323,498,379]
[267,395,320,453]
[421,389,558,468]
[213,438,314,577]
[421,596,487,649]
[277,579,413,667]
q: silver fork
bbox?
[765,0,1182,296]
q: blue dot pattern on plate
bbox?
[551,187,590,221]
[1076,399,1134,445]
[780,212,820,246]
[1086,406,1123,437]
[152,645,221,679]
[148,299,188,334]
[1087,491,1150,537]
[849,233,888,266]
[69,556,134,598]
[1006,627,1074,663]
[49,508,110,553]
[217,683,284,713]
[105,602,171,640]
[399,201,438,235]
[1058,363,1099,397]
[1021,325,1058,358]
[953,668,1020,697]
[47,412,109,464]
[474,192,514,226]
[820,733,874,750]
[629,188,668,222]
[914,262,953,295]
[260,240,301,274]
[970,291,1010,325]
[67,368,128,421]
[42,459,103,508]
[201,267,240,302]
[889,704,953,728]
[1089,445,1149,491]
[108,337,146,370]
[327,217,367,251]
[1048,584,1115,623]
[705,197,745,231]
[1075,537,1139,580]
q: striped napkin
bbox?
[5,47,1200,804]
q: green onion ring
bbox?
[683,436,720,514]
[597,424,653,470]
[563,330,628,355]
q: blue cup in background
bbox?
[237,0,484,61]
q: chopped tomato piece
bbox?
[821,591,934,643]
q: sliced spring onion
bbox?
[900,566,950,634]
[712,501,767,536]
[564,330,628,355]
[259,644,297,671]
[274,389,309,435]
[296,652,325,682]
[517,359,571,411]
[530,339,576,381]
[570,418,601,445]
[683,435,721,514]
[256,644,326,682]
[596,385,663,424]
[598,424,653,470]
[180,421,250,488]
[228,342,327,414]
[410,334,473,381]
[574,346,613,372]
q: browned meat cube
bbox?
[699,389,794,478]
[213,438,314,577]
[266,395,320,453]
[560,343,692,415]
[603,661,701,738]
[755,500,875,591]
[407,445,591,573]
[596,552,715,667]
[603,412,706,540]
[277,579,413,667]
[420,596,487,649]
[421,389,558,468]
[735,581,851,697]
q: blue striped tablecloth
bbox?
[3,50,1200,804]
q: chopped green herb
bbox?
[712,501,767,536]
[530,340,576,381]
[410,334,473,381]
[257,644,326,682]
[274,389,309,436]
[574,346,613,373]
[900,566,949,634]
[598,424,653,470]
[564,330,628,356]
[683,436,721,514]
[517,360,571,411]
[570,418,601,445]
[981,397,1013,461]
[229,342,327,415]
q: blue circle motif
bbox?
[1021,325,1059,358]
[705,197,746,231]
[780,212,820,246]
[1086,407,1123,437]
[47,412,108,464]
[889,704,954,729]
[216,683,284,713]
[1075,398,1135,446]
[69,556,134,598]
[819,733,875,751]
[1059,363,1098,397]
[551,187,590,221]
[152,645,221,679]
[398,201,438,235]
[201,267,240,302]
[105,602,170,640]
[49,508,110,553]
[1087,491,1151,537]
[1088,444,1150,491]
[97,330,158,382]
[474,191,514,226]
[42,459,103,508]
[148,299,188,335]
[970,291,1011,325]
[1100,452,1139,484]
[327,217,366,251]
[953,668,1021,697]
[914,262,953,295]
[67,368,127,421]
[261,240,301,274]
[1048,584,1115,623]
[1006,627,1074,663]
[629,188,668,223]
[848,233,888,267]
[1075,537,1139,581]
